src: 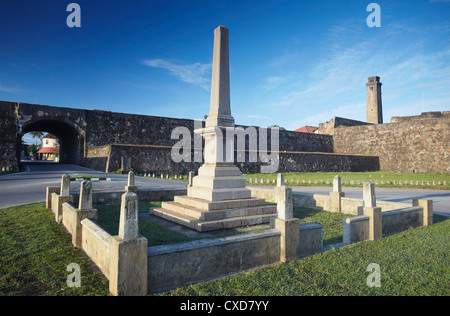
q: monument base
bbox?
[188,162,252,201]
[150,196,276,232]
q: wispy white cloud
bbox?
[0,82,23,94]
[143,58,211,90]
[246,114,272,120]
[256,17,450,129]
[287,102,365,131]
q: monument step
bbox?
[192,175,246,190]
[188,186,251,201]
[161,201,276,221]
[173,195,267,211]
[196,163,242,177]
[196,214,275,232]
[150,207,276,232]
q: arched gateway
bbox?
[0,101,86,169]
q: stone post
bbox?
[61,174,71,196]
[125,171,137,193]
[52,174,73,223]
[109,191,148,296]
[363,181,376,207]
[359,181,382,241]
[46,186,60,209]
[71,180,97,246]
[275,185,293,220]
[273,176,300,262]
[187,171,194,196]
[329,175,345,212]
[118,192,139,240]
[277,173,284,187]
[413,199,433,226]
[79,180,93,210]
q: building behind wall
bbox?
[366,76,383,124]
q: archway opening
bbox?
[19,119,82,165]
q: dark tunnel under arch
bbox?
[19,119,82,165]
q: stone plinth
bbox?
[151,196,276,232]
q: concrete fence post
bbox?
[359,181,382,241]
[413,199,433,226]
[187,171,194,195]
[125,171,137,193]
[46,186,60,209]
[51,174,73,223]
[329,175,345,212]
[109,191,148,296]
[71,180,97,246]
[274,174,300,262]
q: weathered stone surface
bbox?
[118,191,139,240]
[366,76,383,124]
[334,111,450,173]
[60,174,71,196]
[79,180,93,210]
[363,181,376,207]
[274,185,293,220]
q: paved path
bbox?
[1,162,448,216]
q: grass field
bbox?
[162,219,450,296]
[243,171,450,190]
[0,203,110,296]
[1,202,448,296]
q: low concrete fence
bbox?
[342,197,433,245]
[71,188,187,206]
[47,177,148,296]
[81,218,112,279]
[250,187,411,215]
[381,206,423,235]
[147,221,324,293]
[148,230,281,292]
[46,173,324,295]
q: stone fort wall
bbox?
[3,101,447,175]
[83,109,376,174]
[0,103,19,171]
[333,111,450,174]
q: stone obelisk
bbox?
[206,25,234,128]
[188,25,251,202]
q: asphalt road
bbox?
[1,162,449,216]
[0,161,187,209]
[289,186,450,216]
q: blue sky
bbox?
[1,0,449,137]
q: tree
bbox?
[30,131,44,145]
[267,125,285,130]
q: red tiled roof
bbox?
[37,147,59,154]
[294,126,318,133]
[42,133,58,139]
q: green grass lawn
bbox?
[0,202,110,296]
[243,171,450,190]
[69,175,106,181]
[161,219,450,296]
[96,202,199,247]
[295,207,351,246]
